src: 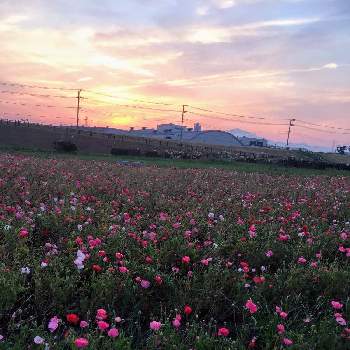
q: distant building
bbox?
[239,136,268,147]
[193,122,201,132]
[86,122,268,148]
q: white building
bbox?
[89,122,268,148]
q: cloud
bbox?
[212,0,236,9]
[196,5,210,16]
[77,77,93,82]
[323,63,338,69]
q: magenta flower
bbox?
[336,317,347,326]
[150,321,161,331]
[172,318,181,328]
[265,250,273,257]
[96,308,108,320]
[298,256,307,264]
[218,327,230,336]
[48,316,60,333]
[277,324,285,334]
[245,299,258,314]
[331,301,343,309]
[182,256,190,264]
[97,321,109,330]
[80,320,88,328]
[140,279,151,288]
[107,327,119,338]
[283,338,293,346]
[74,337,89,348]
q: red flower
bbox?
[154,275,163,285]
[218,327,230,336]
[184,305,192,315]
[66,313,80,325]
[92,264,102,272]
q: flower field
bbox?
[0,153,349,349]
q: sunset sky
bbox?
[0,0,349,147]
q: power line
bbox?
[0,81,78,91]
[0,90,75,99]
[186,111,289,126]
[2,113,75,121]
[294,123,350,135]
[187,105,268,120]
[0,99,76,109]
[295,119,350,132]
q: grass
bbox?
[1,145,349,177]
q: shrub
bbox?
[53,140,77,153]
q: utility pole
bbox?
[84,116,88,127]
[180,104,188,140]
[76,89,82,128]
[332,140,336,153]
[286,118,296,147]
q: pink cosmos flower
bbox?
[80,321,88,328]
[283,338,293,346]
[339,245,346,253]
[140,279,150,288]
[245,299,258,314]
[280,312,288,319]
[159,212,168,221]
[331,301,343,309]
[336,317,347,326]
[74,337,89,348]
[277,324,285,334]
[97,321,109,331]
[201,258,209,266]
[150,321,162,331]
[107,328,119,338]
[115,252,124,260]
[340,232,348,240]
[182,256,190,264]
[96,309,108,320]
[48,316,60,332]
[172,318,181,328]
[265,250,273,257]
[154,275,163,285]
[218,327,230,336]
[237,217,244,225]
[119,266,129,273]
[298,256,307,264]
[278,234,290,241]
[248,225,257,238]
[19,228,29,238]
